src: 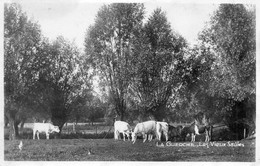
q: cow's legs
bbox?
[122,132,126,141]
[148,134,153,141]
[37,131,40,140]
[125,132,130,141]
[33,130,36,139]
[114,130,118,140]
[117,131,120,140]
[205,130,209,142]
[191,133,196,142]
[115,130,120,140]
[46,132,49,139]
[157,132,162,141]
[143,133,147,143]
[164,133,168,142]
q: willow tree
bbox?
[198,4,255,138]
[85,3,145,120]
[34,36,92,131]
[4,3,42,139]
[129,8,187,121]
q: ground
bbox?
[4,138,255,161]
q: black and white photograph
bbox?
[2,0,257,163]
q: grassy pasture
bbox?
[4,138,255,161]
[4,122,255,161]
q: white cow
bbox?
[147,122,169,142]
[33,123,60,139]
[132,120,159,144]
[156,122,169,142]
[114,121,132,141]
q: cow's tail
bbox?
[114,129,118,140]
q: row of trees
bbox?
[4,3,255,140]
[4,3,105,140]
[85,4,255,139]
[85,4,187,122]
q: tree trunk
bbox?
[8,119,15,140]
[8,119,20,140]
[51,116,66,139]
[120,110,125,121]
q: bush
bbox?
[211,127,240,141]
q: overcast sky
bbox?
[14,0,219,50]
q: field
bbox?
[4,138,255,161]
[4,123,255,161]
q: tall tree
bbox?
[129,8,187,121]
[198,4,255,138]
[85,3,145,120]
[4,3,42,139]
[35,36,92,131]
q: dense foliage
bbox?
[197,4,255,138]
[4,3,255,140]
[85,3,145,120]
[4,3,42,139]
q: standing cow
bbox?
[132,120,158,144]
[33,123,60,139]
[156,122,169,142]
[114,120,132,141]
[180,122,199,142]
[194,112,212,142]
[197,124,212,142]
[180,122,212,142]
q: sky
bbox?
[12,0,219,50]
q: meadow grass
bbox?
[4,138,255,161]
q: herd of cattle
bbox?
[114,120,212,143]
[32,119,212,143]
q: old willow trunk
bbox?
[8,118,20,140]
[51,107,68,138]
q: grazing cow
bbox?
[132,120,158,144]
[194,112,212,142]
[168,125,183,141]
[114,120,132,141]
[180,122,199,142]
[33,123,60,139]
[156,122,169,142]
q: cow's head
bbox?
[50,125,60,133]
[131,131,137,143]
